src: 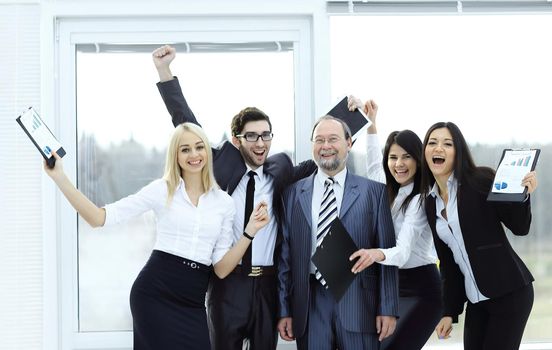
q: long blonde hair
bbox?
[163,123,218,205]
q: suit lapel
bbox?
[298,174,315,230]
[340,172,360,219]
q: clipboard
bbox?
[487,148,540,202]
[326,96,372,143]
[16,107,66,168]
[311,217,359,302]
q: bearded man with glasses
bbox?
[152,45,317,350]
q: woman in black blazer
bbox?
[419,122,538,350]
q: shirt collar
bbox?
[429,172,456,198]
[245,165,263,179]
[316,167,347,187]
[398,182,414,197]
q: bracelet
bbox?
[243,231,254,240]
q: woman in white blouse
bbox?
[44,122,269,350]
[348,97,442,350]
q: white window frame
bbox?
[43,12,318,350]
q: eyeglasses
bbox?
[312,136,342,145]
[236,131,273,142]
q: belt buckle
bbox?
[248,266,263,277]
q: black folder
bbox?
[487,148,540,202]
[311,217,359,302]
[326,96,372,143]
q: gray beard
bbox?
[316,153,347,172]
[318,158,340,172]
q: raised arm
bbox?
[347,96,385,183]
[153,45,201,128]
[44,152,106,227]
[152,45,176,82]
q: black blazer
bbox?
[157,78,317,260]
[425,178,534,321]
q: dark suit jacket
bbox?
[157,78,317,260]
[278,171,399,337]
[425,178,534,322]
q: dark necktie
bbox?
[242,170,256,274]
[314,177,337,287]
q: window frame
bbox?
[46,14,315,349]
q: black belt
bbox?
[151,250,211,273]
[232,265,276,277]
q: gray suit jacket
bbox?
[278,170,399,338]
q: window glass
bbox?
[76,47,295,331]
[331,14,552,344]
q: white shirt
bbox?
[231,165,277,266]
[310,167,347,273]
[430,175,489,303]
[366,134,437,268]
[104,178,235,266]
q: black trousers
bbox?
[206,270,278,350]
[464,283,533,350]
[381,264,443,350]
[129,250,211,350]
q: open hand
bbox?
[364,99,378,124]
[349,248,384,274]
[347,95,364,111]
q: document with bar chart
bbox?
[487,148,540,202]
[16,107,66,168]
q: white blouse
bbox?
[104,178,236,266]
[366,134,437,268]
[430,176,488,303]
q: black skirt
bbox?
[129,250,212,350]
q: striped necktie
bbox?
[314,177,337,288]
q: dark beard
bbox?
[239,145,264,168]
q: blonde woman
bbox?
[44,122,269,350]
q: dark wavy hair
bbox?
[383,130,423,212]
[230,107,272,136]
[420,121,495,201]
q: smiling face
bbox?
[232,120,272,170]
[311,119,352,176]
[177,130,207,175]
[387,143,417,186]
[424,127,456,183]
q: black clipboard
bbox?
[326,96,372,143]
[311,217,359,302]
[487,148,540,202]
[16,107,66,168]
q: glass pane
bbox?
[76,47,295,331]
[331,14,552,345]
